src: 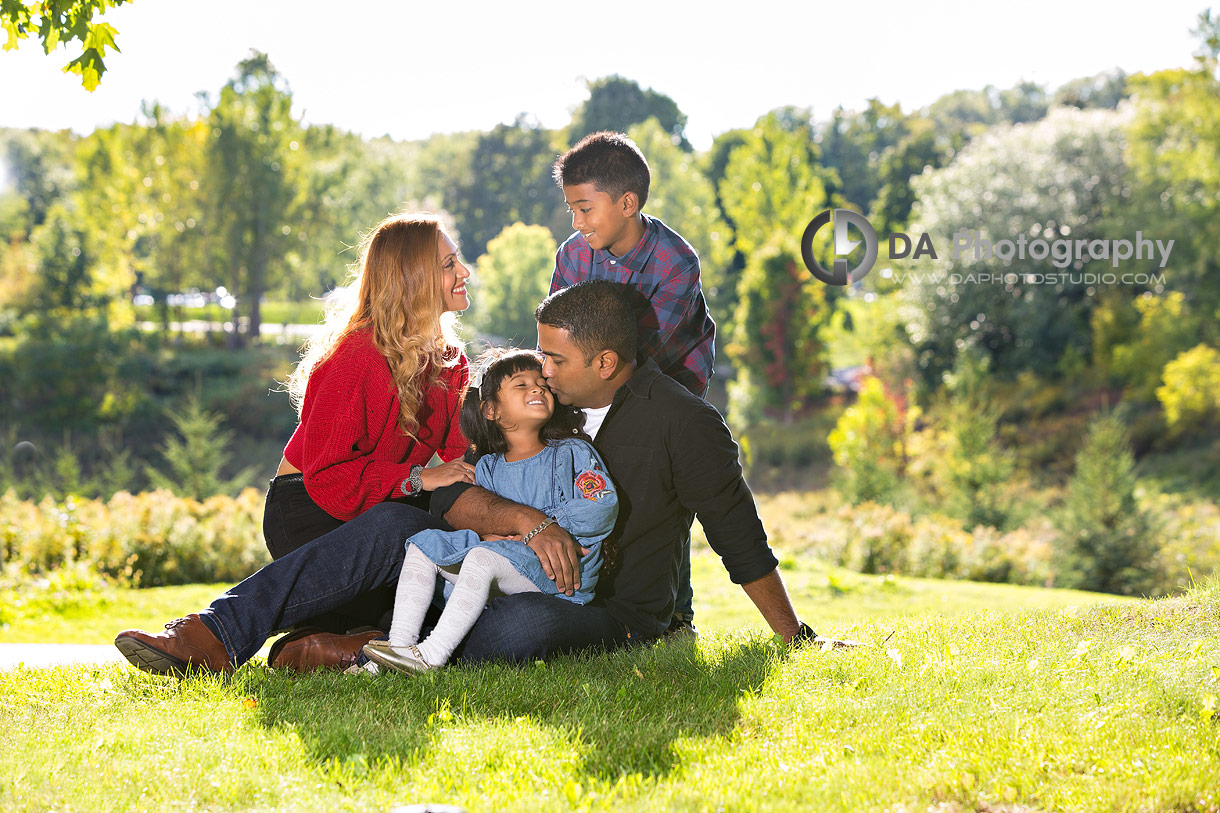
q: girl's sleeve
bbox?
[437,356,471,462]
[551,441,618,543]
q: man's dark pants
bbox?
[199,501,629,667]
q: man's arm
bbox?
[740,569,802,642]
[441,485,586,596]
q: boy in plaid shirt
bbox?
[550,131,715,638]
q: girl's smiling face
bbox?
[486,368,554,431]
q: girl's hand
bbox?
[419,459,476,491]
[480,533,522,542]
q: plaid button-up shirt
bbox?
[550,214,716,396]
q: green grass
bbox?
[4,552,1219,810]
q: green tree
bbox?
[1126,9,1220,317]
[144,397,254,498]
[568,75,689,149]
[905,106,1138,384]
[448,116,563,259]
[206,51,302,344]
[1,0,127,89]
[1054,413,1159,595]
[466,222,556,346]
[818,99,911,213]
[726,238,832,425]
[718,108,834,259]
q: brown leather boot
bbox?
[114,614,234,675]
[268,628,383,672]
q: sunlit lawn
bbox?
[5,528,1218,811]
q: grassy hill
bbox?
[2,559,1217,810]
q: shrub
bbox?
[828,376,910,504]
[1157,344,1220,434]
[1,487,268,586]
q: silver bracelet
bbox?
[400,465,423,497]
[522,517,557,545]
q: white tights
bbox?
[389,543,540,666]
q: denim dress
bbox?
[405,438,617,604]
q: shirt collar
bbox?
[591,215,659,272]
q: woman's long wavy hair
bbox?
[286,212,464,439]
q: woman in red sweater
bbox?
[264,212,476,567]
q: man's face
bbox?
[563,183,635,256]
[537,323,612,409]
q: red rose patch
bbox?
[576,470,609,500]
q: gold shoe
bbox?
[362,641,435,674]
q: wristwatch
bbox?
[400,465,424,497]
[792,621,818,647]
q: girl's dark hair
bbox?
[461,348,589,460]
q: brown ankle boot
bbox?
[115,614,234,675]
[268,628,383,672]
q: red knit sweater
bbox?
[283,329,470,521]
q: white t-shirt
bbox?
[581,404,612,441]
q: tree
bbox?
[1,0,127,89]
[568,75,689,149]
[904,107,1139,384]
[144,397,254,498]
[465,222,556,346]
[726,237,832,425]
[447,115,563,259]
[1053,413,1159,596]
[818,99,911,213]
[1126,9,1220,317]
[717,108,834,259]
[206,52,302,344]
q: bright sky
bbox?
[0,0,1206,150]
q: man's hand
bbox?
[525,524,589,596]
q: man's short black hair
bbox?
[552,132,650,209]
[535,280,638,367]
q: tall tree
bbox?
[568,75,689,149]
[726,237,832,425]
[448,115,563,259]
[206,51,301,344]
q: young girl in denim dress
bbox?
[364,348,617,674]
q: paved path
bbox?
[0,644,127,670]
[0,643,274,671]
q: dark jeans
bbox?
[261,474,426,633]
[202,501,633,667]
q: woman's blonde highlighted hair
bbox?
[287,212,464,439]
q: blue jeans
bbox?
[454,592,631,664]
[200,501,634,667]
[202,502,442,665]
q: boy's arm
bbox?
[639,258,707,385]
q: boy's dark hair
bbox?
[461,348,588,459]
[535,281,638,367]
[552,132,650,209]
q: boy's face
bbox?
[563,183,638,257]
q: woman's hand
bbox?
[419,459,476,491]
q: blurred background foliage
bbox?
[4,12,1220,597]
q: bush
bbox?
[1157,343,1220,434]
[0,487,268,586]
[828,377,911,504]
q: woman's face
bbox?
[438,232,471,312]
